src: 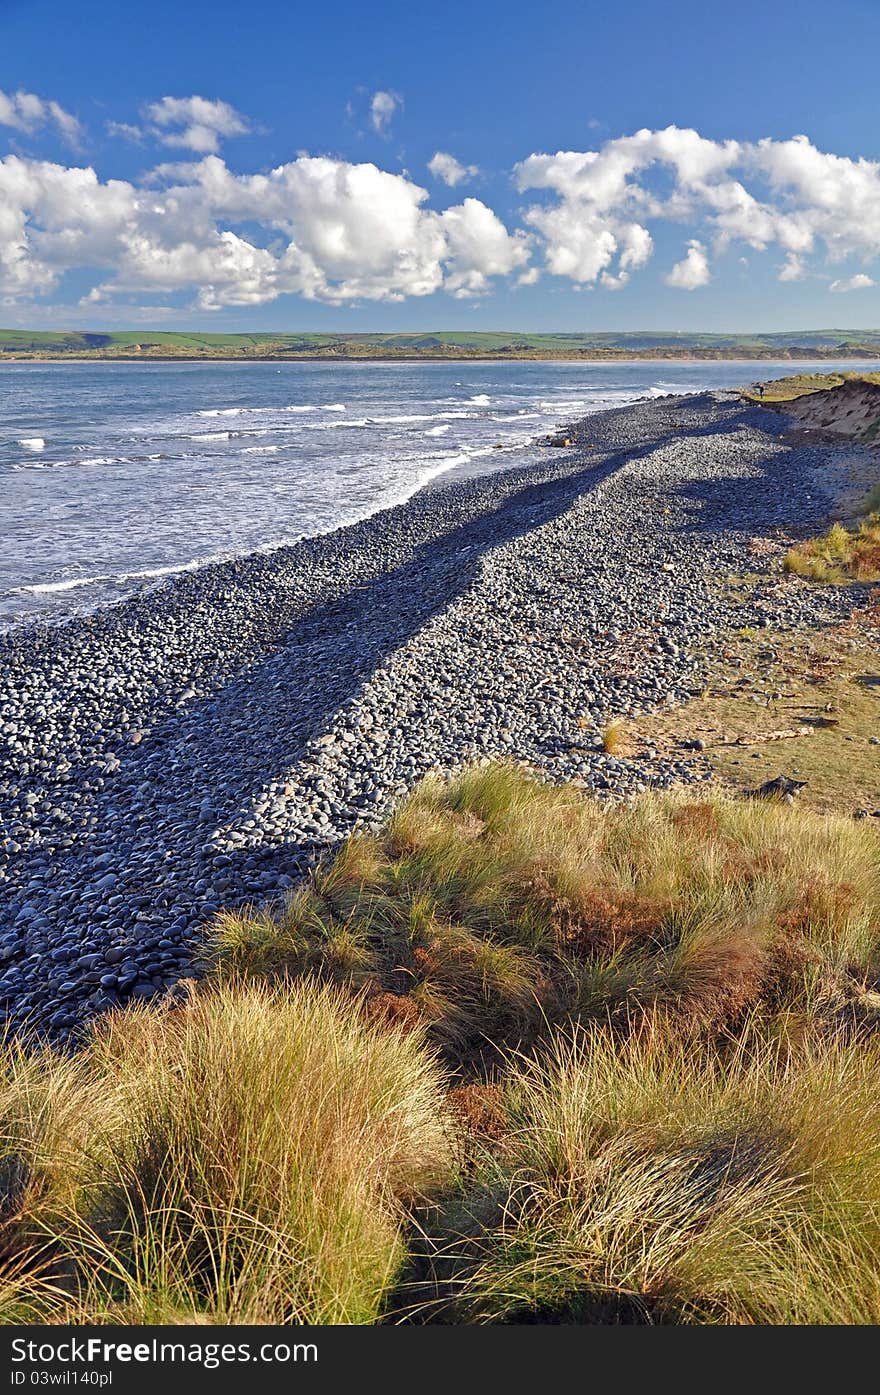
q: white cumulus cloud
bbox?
[515,125,880,290]
[665,239,711,290]
[0,152,531,308]
[0,89,81,145]
[829,273,875,292]
[369,91,401,135]
[439,197,531,296]
[106,121,145,143]
[778,254,806,282]
[4,120,880,312]
[145,96,250,154]
[428,151,479,187]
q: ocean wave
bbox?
[18,437,45,451]
[119,560,208,582]
[11,458,77,471]
[490,412,541,422]
[12,555,214,599]
[372,410,474,424]
[13,575,103,594]
[308,410,475,430]
[414,442,504,488]
[424,424,450,436]
[192,402,347,426]
[189,427,277,442]
[468,394,491,405]
[11,451,161,472]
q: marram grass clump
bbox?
[0,980,452,1325]
[406,1025,880,1325]
[211,763,880,1065]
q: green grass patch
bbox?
[784,516,880,582]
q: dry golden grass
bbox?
[4,767,880,1325]
[601,721,627,755]
[0,981,452,1325]
[408,1025,880,1324]
[211,764,880,1065]
[632,607,880,815]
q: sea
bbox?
[0,358,869,629]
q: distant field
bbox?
[2,327,880,361]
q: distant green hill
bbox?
[2,328,879,361]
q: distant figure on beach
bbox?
[756,383,765,399]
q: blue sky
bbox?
[1,0,879,331]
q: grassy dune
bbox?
[4,766,880,1324]
[0,980,449,1324]
[742,370,880,581]
[744,370,880,403]
[412,1028,880,1325]
[213,764,880,1057]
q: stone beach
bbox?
[0,390,867,1038]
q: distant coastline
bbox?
[8,354,880,365]
[2,327,880,363]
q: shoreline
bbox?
[0,425,568,637]
[0,390,870,1039]
[3,353,880,365]
[0,378,754,636]
[7,359,874,636]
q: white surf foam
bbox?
[490,412,541,422]
[14,575,103,594]
[19,437,45,451]
[13,554,218,598]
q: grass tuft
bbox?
[601,721,627,755]
[0,981,451,1324]
[784,516,880,583]
[4,766,880,1324]
[408,1025,880,1324]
